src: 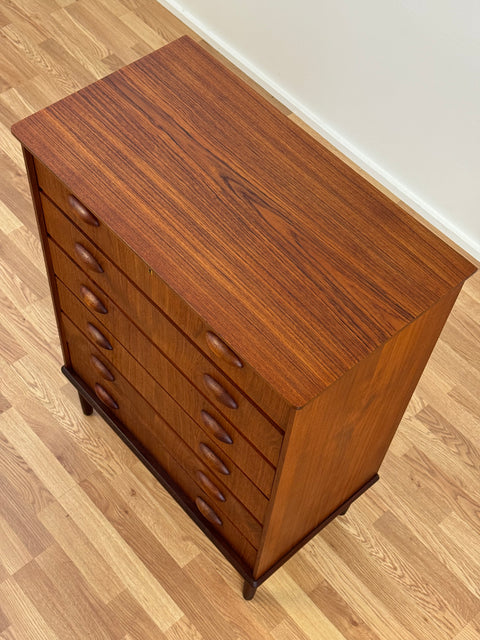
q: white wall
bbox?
[163,0,480,260]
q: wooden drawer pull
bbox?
[200,410,233,444]
[94,383,119,410]
[202,374,238,410]
[195,497,223,527]
[195,470,226,503]
[90,354,115,381]
[198,442,230,475]
[205,332,243,368]
[74,242,103,273]
[68,194,99,227]
[79,285,107,314]
[86,322,112,350]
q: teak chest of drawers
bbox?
[12,36,476,599]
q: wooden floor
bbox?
[0,1,479,638]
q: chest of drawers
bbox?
[12,36,476,599]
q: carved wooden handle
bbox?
[94,383,119,410]
[202,375,238,410]
[195,470,226,503]
[90,354,115,381]
[195,497,223,526]
[79,285,107,314]
[86,322,112,350]
[200,410,233,444]
[205,332,243,368]
[74,242,103,273]
[68,194,99,227]
[198,443,230,475]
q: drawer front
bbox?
[47,232,283,465]
[63,314,265,547]
[35,160,290,427]
[57,278,276,497]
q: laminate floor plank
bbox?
[110,465,201,568]
[0,200,23,234]
[371,479,480,601]
[14,560,89,640]
[0,430,55,513]
[299,538,420,640]
[0,473,54,558]
[164,616,204,640]
[0,578,60,640]
[37,501,125,605]
[0,230,47,307]
[181,555,276,640]
[270,618,312,640]
[105,590,167,640]
[0,1,479,638]
[320,517,467,639]
[0,516,32,576]
[57,482,183,633]
[308,579,382,640]
[0,322,26,365]
[373,511,480,620]
[64,1,145,63]
[40,8,115,78]
[0,155,33,231]
[9,399,98,484]
[35,544,122,640]
[264,571,346,640]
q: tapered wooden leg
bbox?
[243,581,257,600]
[78,392,93,416]
[338,504,350,516]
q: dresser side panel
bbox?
[21,148,70,365]
[254,283,462,578]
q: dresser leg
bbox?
[338,504,350,516]
[243,581,257,600]
[78,393,93,416]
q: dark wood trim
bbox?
[62,364,378,600]
[78,392,93,416]
[242,581,257,600]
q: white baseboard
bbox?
[161,0,480,262]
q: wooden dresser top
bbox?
[12,36,476,407]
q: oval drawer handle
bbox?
[198,442,230,476]
[86,322,112,350]
[90,354,115,381]
[205,332,243,368]
[79,285,107,314]
[195,470,226,503]
[202,374,238,410]
[200,410,233,444]
[195,497,223,527]
[68,194,99,227]
[94,383,119,410]
[74,242,103,273]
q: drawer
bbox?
[57,278,276,497]
[46,231,283,465]
[63,314,265,548]
[35,159,290,427]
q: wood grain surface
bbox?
[1,1,480,638]
[11,34,476,408]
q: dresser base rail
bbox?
[62,365,379,600]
